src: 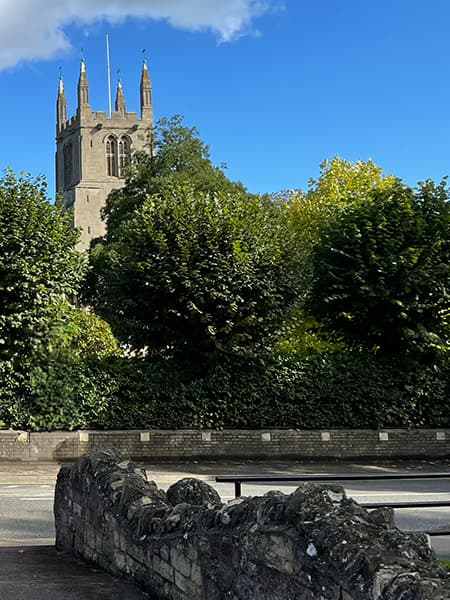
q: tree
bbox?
[276,157,396,355]
[0,170,84,365]
[43,298,120,360]
[286,156,395,245]
[102,115,246,234]
[15,299,120,431]
[86,184,293,370]
[0,170,86,417]
[309,179,450,360]
[85,116,295,370]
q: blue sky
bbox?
[1,0,450,199]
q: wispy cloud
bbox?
[0,0,274,70]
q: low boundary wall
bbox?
[54,450,450,599]
[0,427,449,462]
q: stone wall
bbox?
[54,450,450,599]
[2,428,450,462]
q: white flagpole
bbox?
[106,33,112,117]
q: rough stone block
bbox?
[191,562,202,586]
[17,431,29,444]
[153,556,174,582]
[174,570,191,593]
[160,545,170,562]
[170,548,191,578]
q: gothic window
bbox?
[119,136,131,176]
[106,136,118,177]
[63,143,73,186]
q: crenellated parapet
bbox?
[55,57,154,250]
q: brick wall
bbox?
[0,428,449,461]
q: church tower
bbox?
[55,59,154,250]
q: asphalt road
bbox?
[0,484,55,545]
[0,459,449,556]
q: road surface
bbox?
[0,458,449,556]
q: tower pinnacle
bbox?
[77,58,90,109]
[115,78,126,115]
[140,59,152,120]
[56,75,67,132]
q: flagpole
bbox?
[106,33,112,118]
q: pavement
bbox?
[0,546,150,599]
[0,456,449,599]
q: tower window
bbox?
[106,136,118,177]
[63,143,73,186]
[119,136,131,176]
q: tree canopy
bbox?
[102,115,246,235]
[309,178,450,360]
[285,156,396,255]
[87,184,293,370]
[0,170,120,429]
[0,170,84,366]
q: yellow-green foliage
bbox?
[45,298,120,359]
[279,156,395,355]
[286,155,396,248]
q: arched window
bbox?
[119,136,131,176]
[63,143,72,186]
[106,136,118,177]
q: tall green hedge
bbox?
[5,350,448,431]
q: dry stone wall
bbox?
[54,450,450,599]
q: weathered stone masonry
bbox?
[54,450,450,599]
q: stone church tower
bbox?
[56,59,153,250]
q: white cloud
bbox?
[0,0,274,70]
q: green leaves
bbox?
[0,170,84,365]
[0,170,120,429]
[84,116,295,372]
[88,185,291,369]
[309,179,450,360]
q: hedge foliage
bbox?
[8,350,449,431]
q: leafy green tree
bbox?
[286,156,395,248]
[0,170,84,402]
[16,301,120,431]
[278,157,396,354]
[0,170,121,429]
[43,298,120,359]
[87,184,293,370]
[309,179,450,360]
[103,115,246,234]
